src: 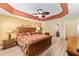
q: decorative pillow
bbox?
[45,32,50,35]
[2,39,17,50]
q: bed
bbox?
[17,27,52,56]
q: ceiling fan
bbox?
[31,9,50,18]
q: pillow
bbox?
[25,32,31,35]
[45,32,50,35]
[2,39,17,50]
[18,32,31,36]
[30,32,35,35]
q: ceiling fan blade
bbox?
[31,13,38,15]
[43,12,50,15]
[42,15,45,18]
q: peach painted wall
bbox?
[0,14,42,46]
[42,16,78,39]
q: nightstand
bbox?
[0,45,3,51]
[2,39,17,50]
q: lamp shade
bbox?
[8,29,13,33]
[36,27,40,30]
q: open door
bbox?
[52,22,66,40]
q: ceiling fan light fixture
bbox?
[38,14,42,18]
[36,14,45,18]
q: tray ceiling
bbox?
[0,3,68,21]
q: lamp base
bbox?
[8,33,11,40]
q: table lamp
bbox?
[7,29,13,40]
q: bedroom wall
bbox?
[0,14,42,46]
[42,16,78,39]
[0,19,2,46]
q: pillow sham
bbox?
[18,32,36,36]
[18,32,31,36]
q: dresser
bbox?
[67,36,79,56]
[0,46,3,51]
